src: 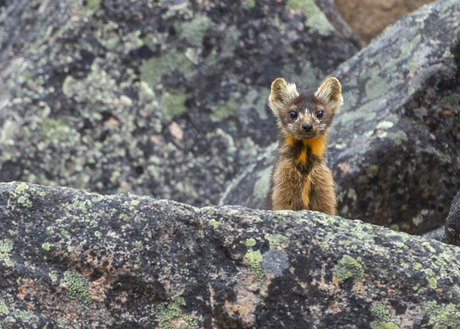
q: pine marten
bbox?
[266,77,343,215]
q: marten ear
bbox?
[314,77,343,113]
[269,78,299,117]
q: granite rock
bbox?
[0,0,360,207]
[0,182,459,328]
[222,0,460,235]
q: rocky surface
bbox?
[0,181,459,328]
[222,0,460,235]
[334,0,436,43]
[0,0,360,207]
[445,192,460,246]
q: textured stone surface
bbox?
[445,192,460,246]
[0,182,459,328]
[334,0,436,43]
[0,0,360,207]
[222,0,460,235]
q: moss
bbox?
[162,89,190,122]
[285,0,334,36]
[63,270,92,305]
[335,255,364,284]
[264,233,290,249]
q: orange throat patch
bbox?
[285,134,328,165]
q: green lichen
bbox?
[42,242,51,251]
[154,295,199,329]
[0,239,14,267]
[0,299,9,315]
[370,302,399,329]
[245,238,256,247]
[285,0,334,36]
[180,14,212,47]
[63,270,92,305]
[208,219,219,229]
[82,0,100,15]
[243,0,255,8]
[244,249,264,282]
[139,48,193,85]
[264,233,290,249]
[253,166,273,200]
[335,255,364,284]
[426,301,460,329]
[162,89,190,122]
[13,182,33,208]
[210,94,239,122]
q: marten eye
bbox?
[289,111,297,119]
[317,110,324,118]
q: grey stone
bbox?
[0,182,459,328]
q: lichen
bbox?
[0,299,9,315]
[42,242,51,251]
[179,14,212,47]
[285,0,334,36]
[426,301,460,329]
[0,239,14,267]
[63,270,92,305]
[264,233,290,249]
[161,89,190,122]
[370,302,399,329]
[335,255,364,284]
[154,295,200,329]
[244,249,264,282]
[245,238,256,247]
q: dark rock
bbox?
[0,0,360,207]
[222,0,460,235]
[0,181,459,328]
[445,192,460,246]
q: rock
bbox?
[0,182,459,328]
[445,192,460,246]
[334,0,436,43]
[221,0,460,235]
[0,0,360,207]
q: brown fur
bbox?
[266,77,343,215]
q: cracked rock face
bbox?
[0,182,459,328]
[0,0,359,207]
[222,0,460,235]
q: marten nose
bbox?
[302,123,313,132]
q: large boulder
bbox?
[0,182,459,328]
[0,0,360,207]
[222,0,460,235]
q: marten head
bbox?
[268,77,343,141]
